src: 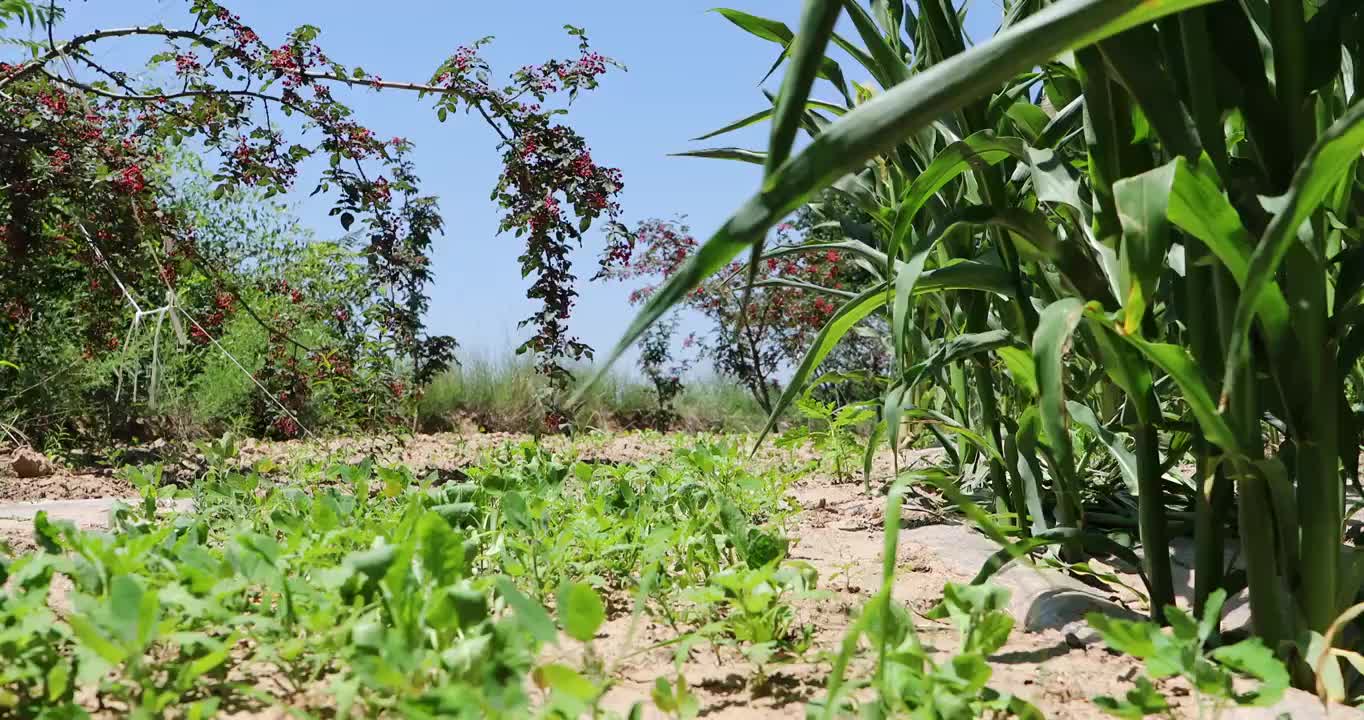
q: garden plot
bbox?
[0,434,1345,719]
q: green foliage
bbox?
[777,394,874,484]
[815,579,1040,719]
[587,0,1364,693]
[0,437,801,716]
[1088,590,1290,716]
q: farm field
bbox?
[8,0,1364,716]
[0,433,1336,718]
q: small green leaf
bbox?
[557,581,606,642]
[497,577,557,645]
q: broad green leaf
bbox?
[67,614,125,665]
[502,491,531,532]
[1027,146,1090,219]
[556,581,606,643]
[1163,155,1290,345]
[417,511,467,586]
[997,346,1038,397]
[533,663,599,702]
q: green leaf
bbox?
[556,581,606,643]
[1033,298,1086,482]
[1225,99,1364,398]
[766,0,842,176]
[1163,156,1290,345]
[1210,638,1290,706]
[501,491,531,532]
[898,132,1027,237]
[712,8,793,44]
[670,147,766,165]
[1105,331,1240,453]
[1093,676,1170,718]
[417,511,467,586]
[496,578,557,645]
[533,663,599,702]
[1114,162,1177,333]
[691,101,847,141]
[997,347,1038,397]
[67,614,126,665]
[1067,401,1138,495]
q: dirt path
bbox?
[0,433,1350,719]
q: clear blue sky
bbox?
[42,1,1000,367]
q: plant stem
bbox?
[1135,418,1175,618]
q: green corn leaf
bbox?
[1224,99,1364,402]
[1114,162,1177,334]
[898,132,1027,239]
[883,382,907,470]
[712,7,853,104]
[1101,328,1240,453]
[840,0,910,87]
[1163,155,1290,345]
[997,347,1038,397]
[580,0,1220,399]
[767,1,842,177]
[1098,28,1200,159]
[692,100,848,141]
[712,8,792,44]
[669,147,766,165]
[1033,298,1086,476]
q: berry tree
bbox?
[598,217,887,414]
[0,1,624,440]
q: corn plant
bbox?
[585,0,1364,696]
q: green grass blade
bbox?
[767,0,842,177]
[840,0,910,87]
[669,147,766,165]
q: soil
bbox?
[0,432,1351,719]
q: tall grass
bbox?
[419,352,769,433]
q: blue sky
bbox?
[41,1,999,368]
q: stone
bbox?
[10,448,53,478]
